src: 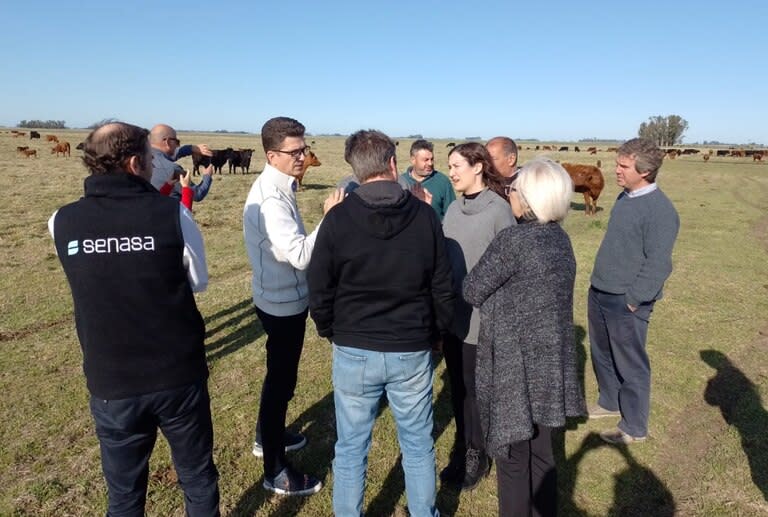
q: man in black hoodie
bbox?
[307,130,453,517]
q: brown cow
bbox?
[16,146,29,153]
[13,131,26,138]
[754,152,764,162]
[46,135,59,142]
[561,162,605,216]
[51,141,71,157]
[21,149,37,158]
[296,151,322,190]
[703,154,710,162]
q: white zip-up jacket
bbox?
[243,163,321,316]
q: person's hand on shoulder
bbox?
[323,188,345,215]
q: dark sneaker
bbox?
[587,404,621,419]
[439,444,466,486]
[252,431,307,458]
[599,428,647,445]
[263,465,322,496]
[461,448,491,491]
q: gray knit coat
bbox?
[463,222,586,457]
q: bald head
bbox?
[150,124,176,144]
[486,136,518,178]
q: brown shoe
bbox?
[600,428,646,444]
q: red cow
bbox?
[561,162,605,216]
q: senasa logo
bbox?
[68,236,156,255]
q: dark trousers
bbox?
[496,425,556,517]
[254,307,308,477]
[588,287,654,437]
[89,381,220,517]
[443,334,483,450]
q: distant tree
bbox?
[465,136,482,141]
[638,115,688,146]
[17,119,66,129]
[87,118,119,129]
[407,134,423,139]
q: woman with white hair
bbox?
[463,159,587,516]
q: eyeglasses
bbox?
[165,137,181,145]
[272,145,311,159]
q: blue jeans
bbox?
[332,345,439,517]
[588,287,655,437]
[89,381,220,517]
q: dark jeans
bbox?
[496,425,556,517]
[254,306,308,477]
[89,381,219,517]
[588,287,654,437]
[443,334,483,450]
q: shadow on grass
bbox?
[556,432,675,516]
[204,299,264,362]
[701,349,768,501]
[570,201,604,215]
[228,392,336,517]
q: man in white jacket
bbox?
[243,116,343,496]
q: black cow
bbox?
[193,149,232,175]
[558,146,569,152]
[716,150,729,157]
[574,146,580,152]
[446,142,456,148]
[30,131,40,139]
[228,149,254,174]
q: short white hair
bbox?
[515,159,573,223]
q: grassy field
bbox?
[1,129,767,516]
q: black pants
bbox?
[496,425,556,517]
[255,307,308,477]
[89,381,220,517]
[443,333,483,449]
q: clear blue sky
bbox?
[2,1,766,144]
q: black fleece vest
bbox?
[53,174,207,399]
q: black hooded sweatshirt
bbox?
[307,180,454,352]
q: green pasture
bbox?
[1,129,766,516]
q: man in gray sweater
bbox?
[588,138,680,445]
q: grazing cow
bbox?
[51,141,71,157]
[446,142,456,148]
[21,149,37,158]
[586,146,598,154]
[561,162,605,216]
[703,154,710,162]
[46,135,59,143]
[754,152,764,162]
[574,146,580,152]
[606,147,618,152]
[716,150,729,157]
[542,145,553,151]
[30,131,40,139]
[681,148,700,155]
[75,142,85,150]
[228,148,254,174]
[535,145,540,150]
[16,146,29,153]
[296,151,322,190]
[730,149,745,158]
[13,131,26,137]
[558,146,569,152]
[665,149,680,159]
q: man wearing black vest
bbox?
[48,122,219,516]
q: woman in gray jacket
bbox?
[464,159,586,516]
[441,143,515,490]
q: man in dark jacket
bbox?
[308,130,453,517]
[48,122,219,516]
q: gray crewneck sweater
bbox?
[442,188,515,344]
[591,188,679,306]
